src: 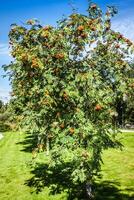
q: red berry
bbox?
[95,104,102,111]
[115,44,120,49]
[77,25,84,31]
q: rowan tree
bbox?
[3,1,134,197]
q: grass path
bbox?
[0,132,33,200]
[0,131,133,200]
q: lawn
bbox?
[94,131,134,200]
[0,131,133,200]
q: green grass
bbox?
[102,132,134,191]
[94,132,134,200]
[0,132,65,200]
[0,131,133,200]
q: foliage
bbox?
[124,61,134,125]
[114,61,134,127]
[3,1,134,195]
[0,100,3,109]
[0,101,11,132]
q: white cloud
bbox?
[112,17,134,42]
[0,86,11,103]
[0,43,10,56]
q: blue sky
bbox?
[0,0,134,102]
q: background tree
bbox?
[3,1,134,197]
[0,100,3,110]
[0,100,11,132]
[123,61,134,127]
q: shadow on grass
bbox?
[25,162,134,200]
[16,133,38,152]
[18,133,134,199]
[25,162,89,200]
[93,181,134,200]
